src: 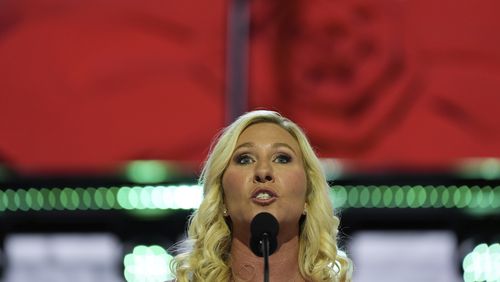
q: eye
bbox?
[274,154,292,164]
[235,154,254,165]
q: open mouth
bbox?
[251,189,277,205]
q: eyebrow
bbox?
[272,143,297,154]
[234,142,297,154]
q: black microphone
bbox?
[250,212,279,282]
[250,212,279,256]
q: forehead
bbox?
[236,122,301,149]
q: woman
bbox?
[171,110,352,281]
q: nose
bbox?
[253,162,274,183]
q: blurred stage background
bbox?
[0,0,499,281]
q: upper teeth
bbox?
[256,193,271,200]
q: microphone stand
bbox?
[261,233,270,282]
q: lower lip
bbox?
[251,197,277,206]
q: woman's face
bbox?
[222,122,308,242]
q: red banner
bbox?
[0,0,227,173]
[249,0,500,169]
[1,0,499,173]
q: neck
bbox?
[229,235,306,282]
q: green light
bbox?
[2,190,9,211]
[93,187,104,209]
[480,186,493,209]
[70,188,80,210]
[428,186,437,207]
[359,187,370,207]
[130,186,142,209]
[129,187,142,209]
[493,186,500,209]
[36,189,44,210]
[446,186,457,208]
[24,189,32,210]
[123,245,174,282]
[96,187,110,210]
[415,186,426,208]
[394,187,404,208]
[321,159,343,181]
[459,158,500,180]
[126,161,173,184]
[411,186,424,208]
[5,189,17,211]
[441,187,450,208]
[347,186,359,208]
[61,187,75,210]
[0,190,5,211]
[171,187,181,209]
[151,186,164,209]
[465,186,499,216]
[14,190,22,211]
[402,186,411,208]
[433,186,444,208]
[17,189,28,211]
[160,186,175,209]
[174,185,203,209]
[479,158,500,180]
[27,188,40,211]
[470,186,482,209]
[452,187,461,208]
[6,189,16,211]
[463,243,500,282]
[421,185,432,208]
[60,188,70,210]
[140,186,154,209]
[74,188,85,210]
[98,188,108,209]
[41,188,52,211]
[455,186,469,208]
[118,187,133,210]
[106,187,119,209]
[382,186,394,208]
[83,187,99,210]
[52,188,63,211]
[370,187,381,208]
[407,186,417,208]
[334,185,347,208]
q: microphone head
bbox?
[250,212,279,257]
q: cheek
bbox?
[286,169,308,197]
[222,167,247,202]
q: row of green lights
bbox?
[330,185,500,209]
[0,185,499,212]
[0,185,203,212]
[117,185,203,210]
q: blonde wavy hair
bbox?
[171,110,352,281]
